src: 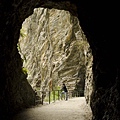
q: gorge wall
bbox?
[0,0,119,120]
[18,7,93,100]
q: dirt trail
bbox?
[12,97,92,120]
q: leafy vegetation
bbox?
[44,89,61,103]
[20,28,26,37]
[22,67,28,75]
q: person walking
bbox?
[61,83,68,100]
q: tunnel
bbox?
[0,0,119,120]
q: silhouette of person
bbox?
[61,83,68,100]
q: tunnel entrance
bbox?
[1,1,120,120]
[17,7,93,105]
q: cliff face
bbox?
[18,8,93,98]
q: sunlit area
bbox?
[17,7,93,105]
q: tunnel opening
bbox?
[0,1,120,120]
[17,7,93,105]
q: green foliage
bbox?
[20,28,26,37]
[22,67,28,75]
[44,90,61,103]
[17,43,20,52]
[54,85,61,90]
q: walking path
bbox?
[12,97,92,120]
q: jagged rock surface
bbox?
[18,8,92,98]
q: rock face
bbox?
[18,8,92,97]
[0,1,119,120]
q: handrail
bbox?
[34,90,84,105]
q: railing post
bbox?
[49,91,51,104]
[34,92,36,106]
[58,90,60,100]
[42,91,44,105]
[53,90,55,102]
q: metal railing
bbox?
[34,90,84,105]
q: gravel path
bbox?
[13,97,92,120]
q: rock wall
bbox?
[84,47,93,104]
[18,8,92,98]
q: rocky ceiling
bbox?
[0,0,119,120]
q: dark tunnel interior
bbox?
[0,0,119,120]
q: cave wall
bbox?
[0,0,37,119]
[0,0,119,120]
[76,2,120,120]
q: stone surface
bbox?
[18,8,92,98]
